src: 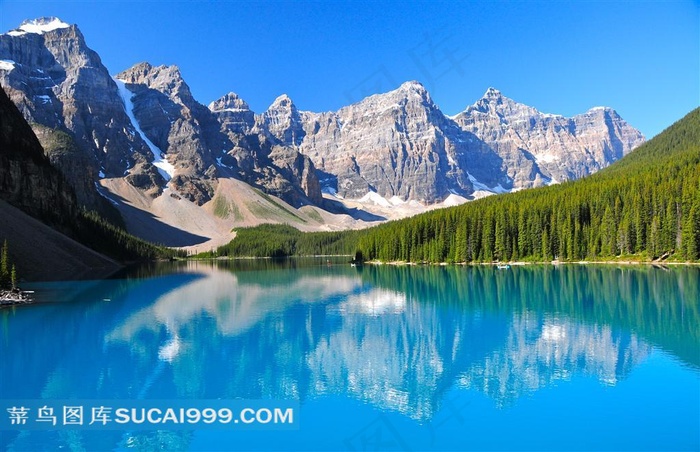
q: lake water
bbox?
[1,260,698,451]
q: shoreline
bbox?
[364,259,700,267]
[184,255,699,266]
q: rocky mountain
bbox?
[452,87,646,188]
[266,82,644,203]
[115,62,222,204]
[0,18,162,209]
[209,91,322,207]
[0,18,321,209]
[288,81,504,203]
[0,83,76,223]
[0,17,646,249]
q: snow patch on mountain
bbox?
[389,196,405,206]
[114,78,175,181]
[6,17,70,36]
[358,191,393,207]
[468,174,509,195]
[535,153,559,164]
[0,60,16,71]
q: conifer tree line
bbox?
[353,109,700,263]
[209,223,360,258]
[0,239,17,290]
[76,211,187,261]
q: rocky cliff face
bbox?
[289,81,504,203]
[259,94,307,146]
[452,88,646,188]
[209,92,255,134]
[265,82,643,204]
[0,17,161,207]
[115,62,224,204]
[0,19,323,208]
[0,84,77,225]
[209,92,323,207]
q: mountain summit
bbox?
[280,83,644,202]
[0,17,160,211]
[453,89,645,188]
[7,17,70,36]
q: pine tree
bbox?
[681,205,699,260]
[10,265,17,290]
[0,240,9,289]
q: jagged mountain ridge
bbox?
[263,82,644,202]
[0,18,322,208]
[294,81,505,202]
[452,87,645,188]
[0,17,645,248]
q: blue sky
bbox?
[1,0,697,138]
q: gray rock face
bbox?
[116,62,227,204]
[31,124,105,215]
[265,83,644,203]
[452,88,646,187]
[286,81,506,202]
[209,93,255,134]
[0,83,77,222]
[259,94,306,146]
[0,17,161,207]
[209,93,323,207]
[0,18,322,209]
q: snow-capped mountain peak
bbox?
[0,16,646,218]
[452,88,645,189]
[6,17,70,36]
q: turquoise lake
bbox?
[1,260,698,451]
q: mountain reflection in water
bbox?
[1,260,697,450]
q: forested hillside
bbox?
[207,224,360,258]
[354,108,700,263]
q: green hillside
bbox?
[353,108,700,263]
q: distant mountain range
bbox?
[0,17,645,251]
